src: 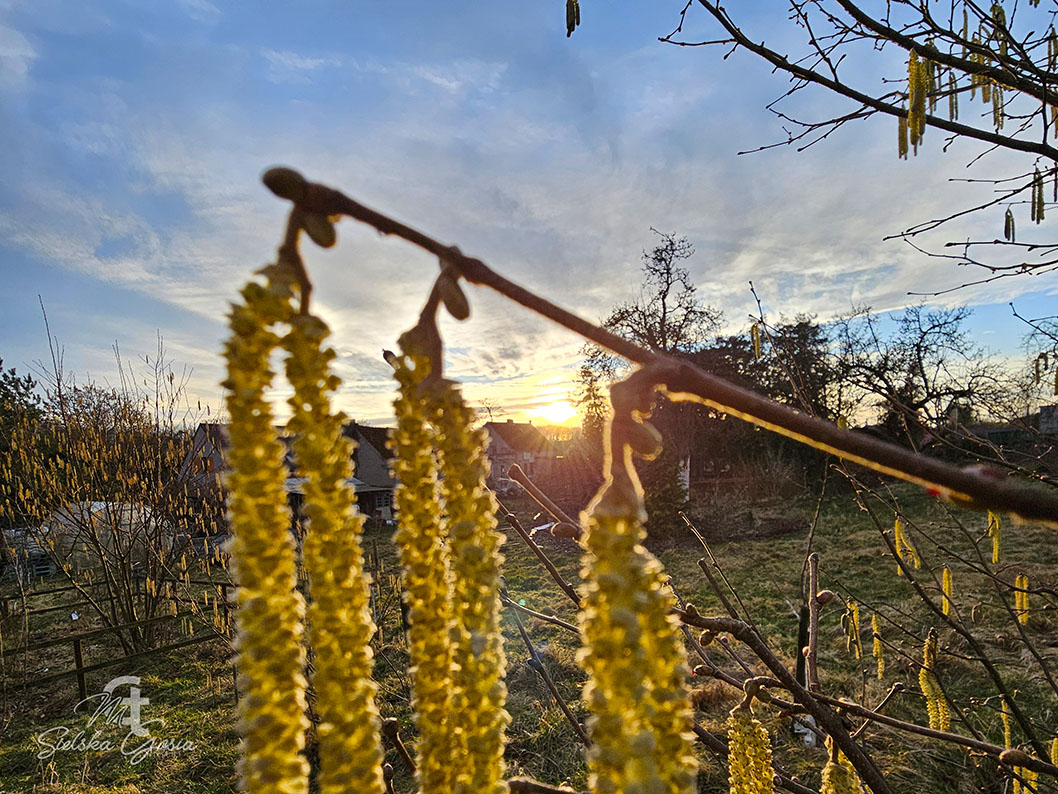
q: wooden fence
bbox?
[1,576,234,700]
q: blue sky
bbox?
[1,1,1055,425]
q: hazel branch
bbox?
[262,167,1058,526]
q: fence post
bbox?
[73,638,87,701]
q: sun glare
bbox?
[532,400,578,425]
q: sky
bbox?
[1,1,1056,427]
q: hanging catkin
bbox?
[942,567,953,617]
[1014,574,1029,626]
[894,518,921,574]
[578,378,697,794]
[223,264,309,794]
[919,629,950,731]
[844,600,863,659]
[433,382,510,794]
[390,348,456,794]
[871,613,884,679]
[907,52,927,153]
[283,313,385,794]
[988,511,1002,564]
[820,738,865,794]
[727,705,775,794]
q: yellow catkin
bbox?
[988,511,1002,564]
[222,264,309,794]
[898,115,909,159]
[908,52,926,153]
[578,432,697,794]
[727,706,775,794]
[1032,168,1046,224]
[751,323,762,360]
[845,600,862,659]
[820,739,866,794]
[894,518,921,573]
[1005,208,1015,242]
[390,349,455,794]
[1051,736,1057,766]
[919,629,950,731]
[942,567,953,617]
[1014,574,1029,626]
[283,314,385,794]
[872,613,884,679]
[1002,697,1013,749]
[433,382,510,794]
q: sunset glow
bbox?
[531,400,578,426]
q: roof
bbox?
[484,421,557,456]
[346,423,393,459]
[197,422,230,451]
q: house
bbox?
[182,421,397,522]
[482,420,558,484]
[181,422,230,495]
[343,423,397,521]
[1041,404,1058,435]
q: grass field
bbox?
[2,479,1056,793]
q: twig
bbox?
[807,553,821,693]
[850,683,905,740]
[501,595,579,634]
[381,718,416,773]
[507,464,584,539]
[507,605,590,747]
[813,691,1058,778]
[494,495,580,606]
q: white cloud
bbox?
[177,0,220,23]
[0,23,34,90]
[262,48,343,83]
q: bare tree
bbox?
[0,342,226,652]
[647,0,1058,290]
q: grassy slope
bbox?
[2,483,1056,793]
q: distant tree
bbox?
[0,358,42,428]
[602,231,721,356]
[577,232,723,535]
[0,359,43,530]
[574,361,608,458]
[831,305,1009,445]
[579,230,723,452]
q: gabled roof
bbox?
[484,421,557,456]
[197,422,230,452]
[346,423,393,460]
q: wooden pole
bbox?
[73,638,87,701]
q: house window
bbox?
[522,451,532,460]
[200,456,215,473]
[376,492,393,509]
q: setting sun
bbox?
[531,399,578,426]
